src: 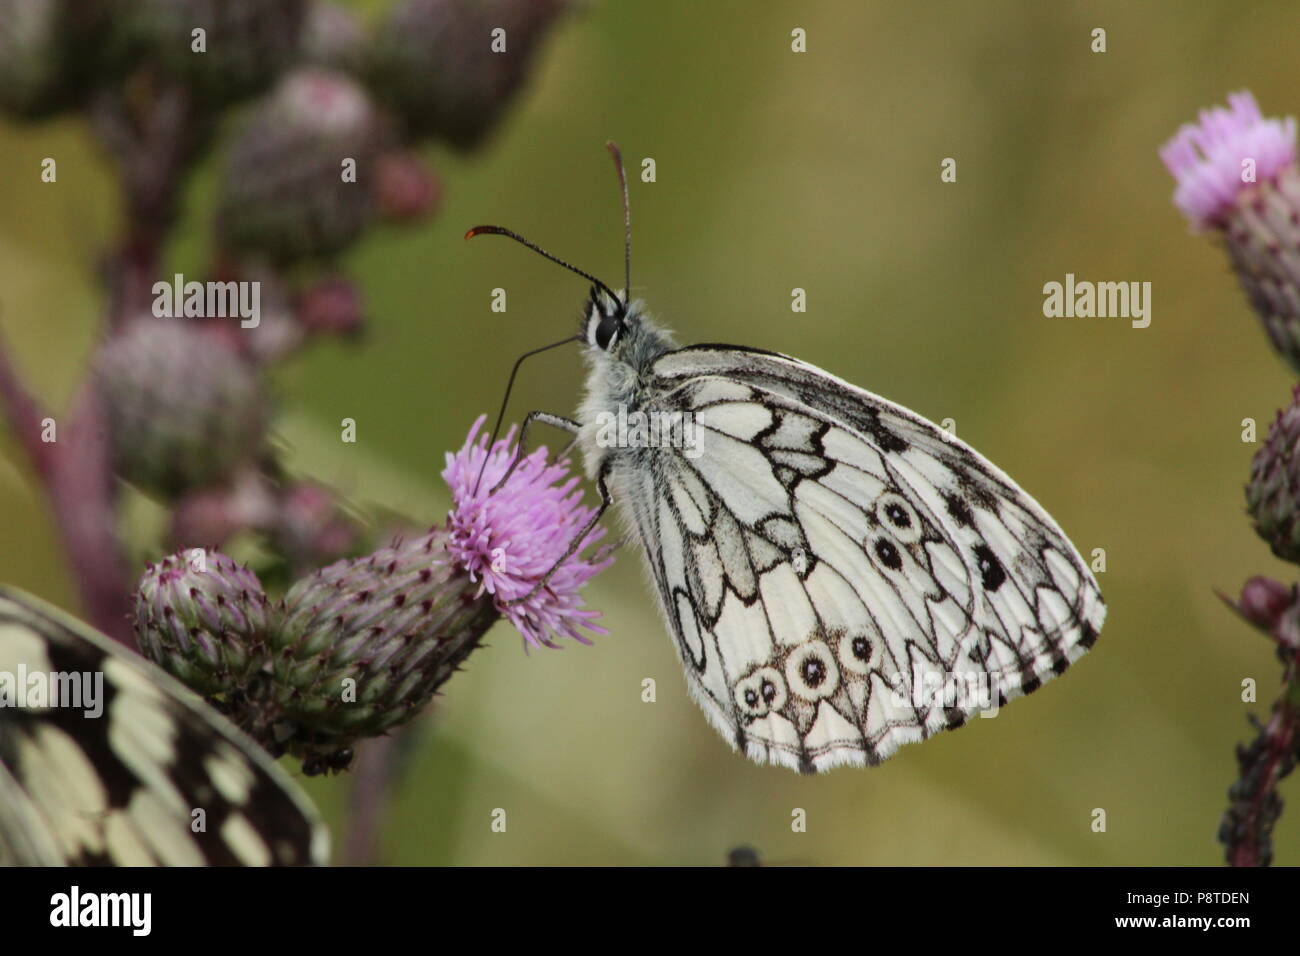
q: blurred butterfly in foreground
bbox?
[0,587,327,865]
[466,144,1104,773]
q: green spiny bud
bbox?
[133,548,270,696]
[268,527,499,747]
[94,318,266,499]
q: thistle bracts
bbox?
[133,549,270,696]
[269,528,498,752]
[1247,385,1300,563]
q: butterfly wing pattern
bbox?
[622,344,1104,773]
[0,587,328,865]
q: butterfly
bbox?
[0,586,328,865]
[467,143,1104,773]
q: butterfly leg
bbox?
[488,411,581,494]
[503,456,613,606]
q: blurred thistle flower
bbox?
[299,0,367,74]
[216,68,387,262]
[375,151,443,223]
[443,415,612,648]
[94,319,266,499]
[297,275,366,338]
[167,469,279,551]
[1247,385,1300,563]
[1161,91,1300,371]
[133,548,270,696]
[269,481,365,570]
[369,0,569,150]
[119,0,309,106]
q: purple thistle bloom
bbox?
[443,415,612,648]
[1160,90,1297,227]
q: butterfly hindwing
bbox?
[618,345,1103,772]
[0,587,328,865]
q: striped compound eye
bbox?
[785,640,840,700]
[734,667,787,717]
[584,291,624,350]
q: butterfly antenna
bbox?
[606,141,631,300]
[465,224,621,309]
[471,334,580,496]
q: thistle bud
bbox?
[216,68,387,262]
[268,527,500,745]
[1235,576,1294,632]
[94,319,266,499]
[1247,386,1300,562]
[375,152,442,223]
[369,0,568,149]
[133,549,270,696]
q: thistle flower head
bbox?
[1160,91,1297,227]
[443,416,612,648]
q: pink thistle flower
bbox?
[1160,90,1297,227]
[443,415,612,648]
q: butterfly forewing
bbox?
[617,345,1103,772]
[0,587,328,865]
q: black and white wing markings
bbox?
[0,587,328,866]
[629,348,1104,772]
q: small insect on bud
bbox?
[133,549,271,697]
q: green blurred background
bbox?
[3,0,1299,865]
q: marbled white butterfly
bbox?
[467,144,1105,773]
[0,587,328,865]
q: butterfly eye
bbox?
[595,315,621,350]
